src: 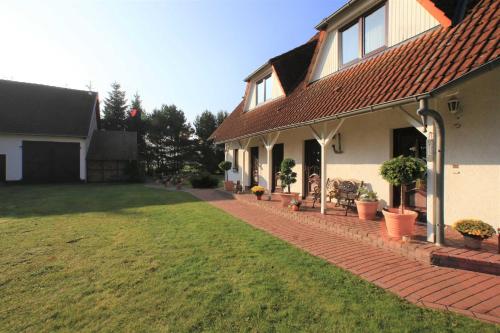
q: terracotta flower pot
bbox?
[355,200,379,220]
[382,208,418,239]
[256,195,262,201]
[463,235,483,250]
[291,205,300,212]
[224,180,234,191]
[278,192,300,207]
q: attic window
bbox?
[340,3,387,66]
[364,5,386,54]
[256,74,273,105]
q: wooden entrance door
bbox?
[272,144,284,192]
[393,127,427,220]
[304,139,321,198]
[0,154,6,182]
[250,146,259,187]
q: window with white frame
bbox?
[364,5,386,54]
[256,74,273,105]
[340,3,386,66]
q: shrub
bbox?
[218,161,232,181]
[453,219,496,239]
[182,162,204,177]
[189,173,220,188]
[380,155,426,213]
[279,158,297,193]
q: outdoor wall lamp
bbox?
[447,98,461,114]
[331,133,343,154]
[447,97,463,128]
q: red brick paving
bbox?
[188,188,500,324]
[228,192,500,275]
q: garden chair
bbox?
[308,174,321,208]
[337,179,364,216]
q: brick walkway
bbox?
[188,188,500,324]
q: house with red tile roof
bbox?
[211,0,499,244]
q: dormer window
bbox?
[364,5,386,54]
[340,3,386,66]
[340,22,360,65]
[256,74,273,105]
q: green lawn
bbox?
[0,185,496,332]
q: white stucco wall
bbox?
[437,69,500,229]
[0,134,87,181]
[225,69,500,228]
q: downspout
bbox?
[417,98,445,246]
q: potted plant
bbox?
[218,161,234,191]
[278,158,300,207]
[380,155,426,239]
[289,199,301,211]
[453,219,496,250]
[355,186,378,220]
[251,185,265,200]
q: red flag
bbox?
[130,108,138,117]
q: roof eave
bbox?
[244,61,271,82]
[315,0,361,30]
[215,56,500,144]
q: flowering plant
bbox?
[453,219,496,239]
[251,186,265,197]
[289,199,301,207]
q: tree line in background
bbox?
[101,82,228,177]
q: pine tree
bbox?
[194,110,219,173]
[102,82,128,130]
[147,105,194,174]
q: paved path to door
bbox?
[189,188,500,324]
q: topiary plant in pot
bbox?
[380,155,426,239]
[277,158,299,207]
[218,160,234,191]
[355,186,379,220]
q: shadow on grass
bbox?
[0,183,233,219]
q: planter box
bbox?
[382,208,418,239]
[224,181,234,192]
[277,192,300,207]
[355,200,378,220]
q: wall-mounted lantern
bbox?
[331,133,343,154]
[447,98,461,114]
[447,97,463,128]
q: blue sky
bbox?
[0,0,344,121]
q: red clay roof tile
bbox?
[212,0,499,142]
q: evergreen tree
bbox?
[193,110,228,173]
[216,110,228,126]
[102,82,128,130]
[147,105,194,174]
[194,111,218,173]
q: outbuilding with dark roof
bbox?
[0,80,137,183]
